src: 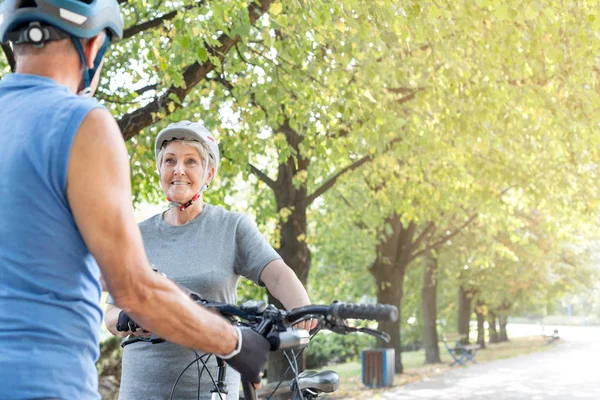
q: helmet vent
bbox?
[17,0,38,9]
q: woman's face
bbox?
[159,141,210,203]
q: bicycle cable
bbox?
[169,353,225,400]
[283,351,301,399]
[193,350,202,400]
[266,327,322,400]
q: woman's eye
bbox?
[186,159,197,165]
[165,158,175,164]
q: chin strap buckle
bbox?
[167,192,202,211]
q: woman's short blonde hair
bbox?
[156,139,216,173]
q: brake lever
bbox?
[352,327,390,342]
[323,318,390,342]
[323,316,349,335]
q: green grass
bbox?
[321,348,449,378]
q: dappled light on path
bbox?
[382,325,600,399]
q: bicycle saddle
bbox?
[292,370,340,394]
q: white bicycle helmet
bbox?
[155,120,220,177]
[154,121,220,211]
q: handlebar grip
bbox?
[332,303,398,322]
[116,322,129,332]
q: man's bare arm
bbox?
[67,108,237,354]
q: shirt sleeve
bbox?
[106,291,116,305]
[234,214,282,286]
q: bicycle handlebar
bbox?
[286,302,398,324]
[119,296,398,350]
[196,298,398,347]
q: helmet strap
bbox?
[72,34,110,96]
[167,192,202,212]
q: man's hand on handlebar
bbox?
[221,326,270,389]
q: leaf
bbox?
[195,47,208,62]
[270,2,283,16]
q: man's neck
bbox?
[16,54,82,94]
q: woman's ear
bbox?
[205,166,216,187]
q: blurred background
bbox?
[4,0,598,398]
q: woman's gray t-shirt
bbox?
[107,204,281,399]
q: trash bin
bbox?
[361,348,395,387]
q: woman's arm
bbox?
[105,303,150,338]
[260,259,317,330]
[105,303,128,337]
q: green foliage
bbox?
[96,336,123,380]
[305,332,375,369]
[237,277,266,304]
[2,0,599,367]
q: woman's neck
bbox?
[164,201,205,226]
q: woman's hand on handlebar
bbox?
[294,319,318,331]
[130,327,152,338]
[117,310,151,337]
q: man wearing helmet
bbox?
[104,121,316,399]
[0,1,269,399]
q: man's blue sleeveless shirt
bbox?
[0,74,104,399]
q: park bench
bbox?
[543,329,560,345]
[442,335,481,366]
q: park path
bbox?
[381,325,600,399]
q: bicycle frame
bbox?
[214,360,296,400]
[211,360,307,400]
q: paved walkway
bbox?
[382,325,600,399]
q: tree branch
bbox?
[303,155,371,207]
[118,0,276,141]
[304,136,403,206]
[411,222,435,255]
[248,163,277,190]
[335,191,369,230]
[412,213,479,259]
[134,83,158,96]
[391,87,425,105]
[2,44,15,72]
[122,1,205,40]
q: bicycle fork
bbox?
[211,357,229,400]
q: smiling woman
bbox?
[103,120,316,399]
[159,140,214,223]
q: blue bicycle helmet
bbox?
[0,0,123,43]
[0,0,124,93]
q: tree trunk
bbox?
[266,205,310,396]
[422,250,441,364]
[374,269,405,374]
[488,312,499,343]
[370,214,417,374]
[458,286,472,344]
[475,302,486,349]
[266,121,311,398]
[499,314,509,342]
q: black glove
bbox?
[116,311,139,332]
[224,327,270,385]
